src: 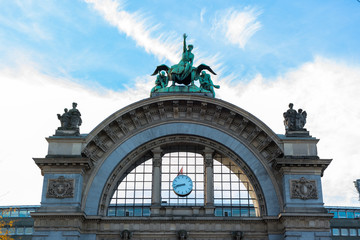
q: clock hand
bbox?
[174,183,185,188]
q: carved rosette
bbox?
[47,176,74,199]
[290,177,318,200]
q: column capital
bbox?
[151,147,163,155]
[203,147,214,155]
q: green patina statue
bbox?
[169,34,194,78]
[199,71,220,97]
[150,33,219,97]
[151,71,168,93]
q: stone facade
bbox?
[32,95,332,240]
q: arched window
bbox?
[108,147,258,217]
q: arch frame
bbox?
[80,95,285,217]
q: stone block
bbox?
[47,137,86,156]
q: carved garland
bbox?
[82,99,282,165]
[98,135,267,216]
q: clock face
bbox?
[172,175,193,197]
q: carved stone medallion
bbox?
[290,177,318,200]
[47,176,74,199]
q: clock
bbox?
[172,175,193,197]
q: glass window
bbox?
[19,210,28,217]
[349,228,357,236]
[355,211,360,218]
[2,209,10,217]
[16,227,25,235]
[330,210,338,218]
[347,211,355,218]
[108,148,258,217]
[10,209,19,217]
[341,228,349,236]
[107,208,115,216]
[25,227,33,235]
[338,210,346,218]
[8,228,15,235]
[332,228,340,236]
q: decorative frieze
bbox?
[47,176,74,199]
[290,177,318,200]
[82,97,283,167]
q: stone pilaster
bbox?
[204,148,214,214]
[151,147,162,215]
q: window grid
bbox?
[161,149,204,206]
[108,150,258,217]
[213,155,257,217]
[108,159,152,217]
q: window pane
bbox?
[349,229,357,236]
[332,228,340,236]
[341,228,349,236]
[347,211,354,218]
[330,210,338,218]
[16,227,25,235]
[338,210,346,218]
[8,228,15,235]
[11,209,19,217]
[25,228,33,235]
[19,210,28,217]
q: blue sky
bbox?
[0,0,360,206]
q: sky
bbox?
[0,0,360,207]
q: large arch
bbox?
[33,94,333,240]
[81,95,284,216]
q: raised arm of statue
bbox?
[183,33,187,53]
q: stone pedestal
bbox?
[274,135,332,240]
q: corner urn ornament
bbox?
[150,33,220,97]
[56,102,82,136]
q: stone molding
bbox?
[33,157,93,175]
[290,177,318,200]
[97,135,267,217]
[82,96,283,165]
[31,212,330,239]
[273,158,331,176]
[46,176,74,199]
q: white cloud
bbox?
[217,56,360,206]
[0,62,150,205]
[84,0,179,63]
[212,7,262,49]
[1,56,359,207]
[200,8,206,23]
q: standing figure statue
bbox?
[170,33,194,78]
[151,71,168,93]
[56,102,82,136]
[57,108,70,129]
[283,103,307,132]
[199,71,220,97]
[296,108,307,129]
[283,103,297,131]
[68,102,82,129]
